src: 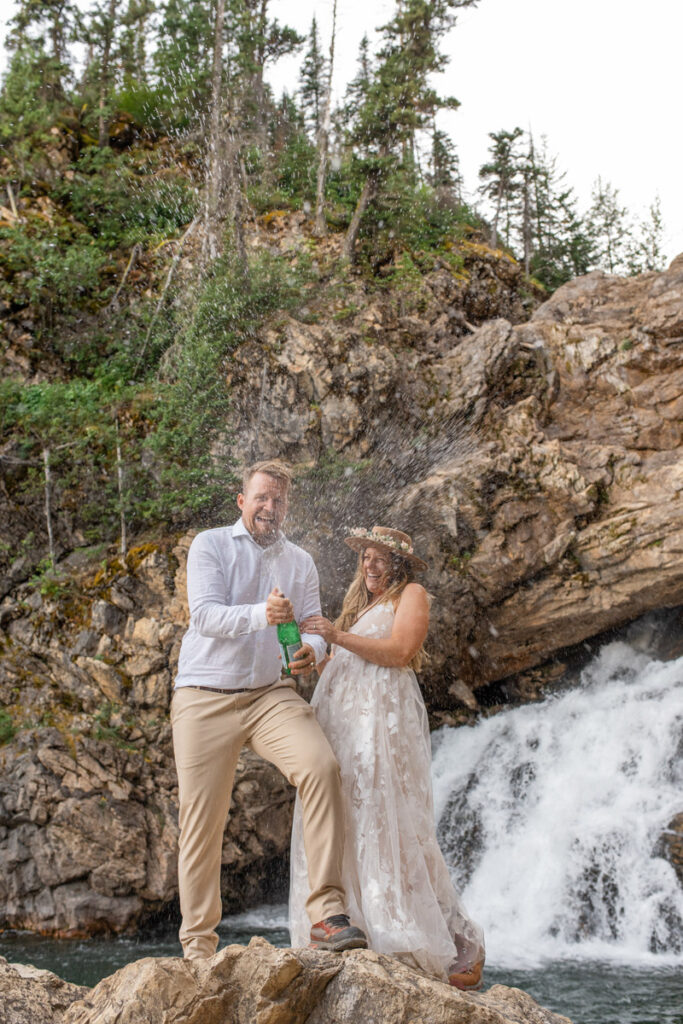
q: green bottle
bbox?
[277,610,302,676]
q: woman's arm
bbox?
[302,583,429,669]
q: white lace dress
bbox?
[289,601,484,981]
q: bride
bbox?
[289,525,485,989]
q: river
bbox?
[2,636,682,1023]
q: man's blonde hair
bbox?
[242,459,293,494]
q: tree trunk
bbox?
[98,0,118,148]
[253,0,269,156]
[204,0,227,262]
[343,170,379,262]
[522,176,531,277]
[42,447,56,570]
[313,0,337,238]
[115,418,127,557]
[491,178,503,250]
[224,124,248,274]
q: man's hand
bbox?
[266,588,294,625]
[287,643,316,676]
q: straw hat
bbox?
[344,526,427,571]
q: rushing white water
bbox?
[432,641,683,969]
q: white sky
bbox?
[1,0,681,260]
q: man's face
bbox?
[237,472,289,546]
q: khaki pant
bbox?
[171,682,346,959]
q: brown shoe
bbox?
[309,914,368,951]
[448,958,484,991]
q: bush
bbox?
[54,148,199,250]
[0,709,16,745]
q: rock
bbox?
[0,957,88,1024]
[62,938,571,1024]
[655,812,683,887]
[90,601,126,636]
[75,657,124,703]
[0,721,293,935]
[3,225,683,936]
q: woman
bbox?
[289,525,485,989]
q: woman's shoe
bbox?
[448,958,484,991]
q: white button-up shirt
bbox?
[174,518,327,690]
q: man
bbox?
[171,459,367,960]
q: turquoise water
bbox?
[1,906,681,1024]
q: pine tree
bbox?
[152,0,215,119]
[516,134,593,289]
[342,33,372,125]
[586,177,633,274]
[428,124,462,198]
[478,127,523,250]
[77,0,124,146]
[299,15,325,136]
[119,0,155,86]
[6,0,78,99]
[230,0,304,155]
[626,197,666,274]
[313,0,337,237]
[343,0,478,260]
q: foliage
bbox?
[130,249,311,524]
[299,16,326,135]
[0,0,672,569]
[586,177,632,274]
[53,147,199,250]
[0,709,16,745]
[0,41,61,143]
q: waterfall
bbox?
[432,640,683,967]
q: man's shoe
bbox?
[309,914,368,951]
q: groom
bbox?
[171,459,367,959]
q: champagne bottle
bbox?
[276,595,302,675]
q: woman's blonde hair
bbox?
[335,549,429,672]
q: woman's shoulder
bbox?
[395,582,430,608]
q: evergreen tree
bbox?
[313,0,337,237]
[6,0,78,100]
[626,197,666,274]
[152,0,215,121]
[77,0,124,146]
[299,15,325,136]
[343,0,478,260]
[230,0,304,153]
[428,124,462,198]
[516,134,592,289]
[119,0,156,86]
[8,0,77,70]
[341,32,372,125]
[586,177,632,274]
[478,126,523,249]
[0,40,59,144]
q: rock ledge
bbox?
[1,936,572,1024]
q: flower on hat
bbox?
[348,527,414,554]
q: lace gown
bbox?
[289,601,484,981]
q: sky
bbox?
[1,0,681,260]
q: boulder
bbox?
[0,957,87,1024]
[60,938,571,1024]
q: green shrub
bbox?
[0,709,16,745]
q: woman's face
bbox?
[362,546,391,595]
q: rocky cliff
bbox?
[1,222,682,935]
[1,938,572,1024]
